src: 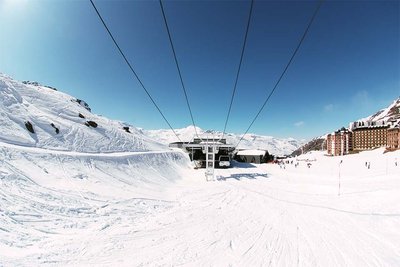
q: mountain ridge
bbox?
[145,126,305,156]
[354,97,400,127]
[0,72,305,156]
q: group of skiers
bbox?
[278,160,310,169]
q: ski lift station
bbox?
[179,136,235,169]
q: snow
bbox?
[357,98,400,124]
[2,140,400,266]
[0,73,166,153]
[1,73,400,266]
[146,126,305,156]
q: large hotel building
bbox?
[326,120,400,156]
[351,121,388,151]
[327,128,352,156]
[387,123,400,150]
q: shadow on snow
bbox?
[230,161,258,169]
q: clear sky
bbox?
[1,0,399,140]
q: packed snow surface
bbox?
[2,144,400,266]
[1,73,400,266]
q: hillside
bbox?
[0,73,166,153]
[0,73,305,157]
[0,73,193,263]
[145,126,305,156]
[361,97,400,123]
[290,136,326,157]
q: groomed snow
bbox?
[1,145,399,266]
[1,73,400,266]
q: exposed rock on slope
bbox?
[290,137,326,157]
[357,97,400,124]
[0,73,166,153]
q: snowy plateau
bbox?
[1,73,400,266]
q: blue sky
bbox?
[0,0,399,140]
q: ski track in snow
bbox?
[1,142,400,266]
[3,68,400,266]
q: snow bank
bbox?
[0,141,192,265]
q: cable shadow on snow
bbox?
[230,161,257,169]
[217,172,268,181]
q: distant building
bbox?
[326,127,352,156]
[235,149,269,164]
[387,122,400,150]
[350,121,389,151]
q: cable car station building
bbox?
[182,136,235,168]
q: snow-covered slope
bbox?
[0,73,165,152]
[365,97,400,122]
[2,143,399,266]
[352,97,400,129]
[145,126,305,156]
[0,73,193,263]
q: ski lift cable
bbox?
[159,0,202,141]
[235,0,324,149]
[89,0,182,142]
[221,0,254,142]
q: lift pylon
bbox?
[205,143,215,181]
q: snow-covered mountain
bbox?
[365,98,400,122]
[0,72,305,156]
[352,97,400,128]
[0,73,166,153]
[0,73,192,264]
[145,126,305,156]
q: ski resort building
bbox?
[351,121,389,151]
[387,122,400,150]
[182,136,235,168]
[235,149,269,164]
[326,128,353,156]
[326,120,399,155]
